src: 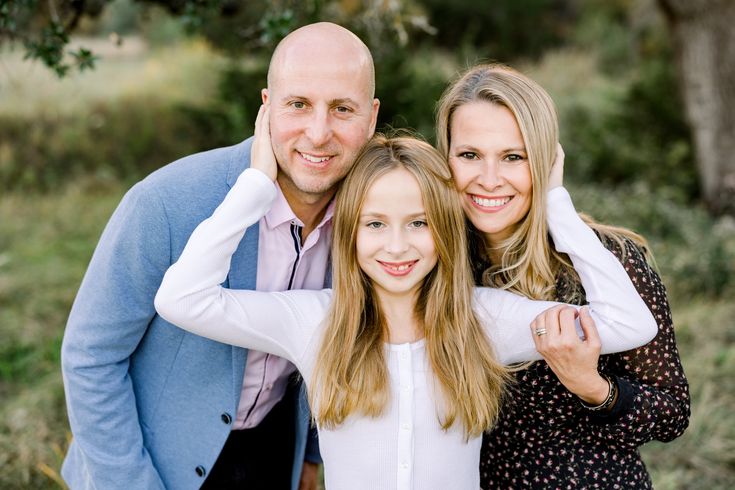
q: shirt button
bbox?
[266,383,273,390]
[400,351,408,360]
[401,423,410,430]
[401,462,409,469]
[195,465,207,477]
[221,413,232,424]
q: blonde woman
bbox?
[155,107,656,489]
[436,63,690,489]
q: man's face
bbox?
[263,50,379,205]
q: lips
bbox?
[298,151,333,168]
[469,194,513,212]
[377,260,418,277]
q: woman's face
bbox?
[448,101,533,247]
[356,167,438,303]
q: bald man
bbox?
[61,23,379,490]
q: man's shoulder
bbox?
[139,138,253,198]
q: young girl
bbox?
[155,109,656,489]
[436,63,689,488]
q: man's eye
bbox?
[335,106,352,113]
[291,101,306,109]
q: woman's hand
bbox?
[251,103,278,181]
[530,305,610,405]
[548,142,564,190]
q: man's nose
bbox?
[305,108,333,147]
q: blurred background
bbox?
[1,0,733,488]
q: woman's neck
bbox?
[377,291,423,344]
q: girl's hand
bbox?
[548,142,565,190]
[530,305,610,405]
[251,104,278,181]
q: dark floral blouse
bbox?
[480,239,690,489]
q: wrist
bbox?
[579,373,618,412]
[576,374,611,405]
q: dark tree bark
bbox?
[657,0,735,214]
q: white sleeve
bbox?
[154,168,329,369]
[475,187,657,365]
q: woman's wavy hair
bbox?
[310,134,510,438]
[436,63,649,302]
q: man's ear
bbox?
[369,98,380,136]
[261,88,269,104]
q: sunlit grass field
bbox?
[1,38,733,489]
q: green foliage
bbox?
[0,98,238,192]
[562,53,696,201]
[373,47,449,139]
[419,0,574,60]
[569,181,735,300]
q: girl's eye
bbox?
[366,221,384,229]
[409,220,427,229]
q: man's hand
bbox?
[251,103,278,181]
[298,461,320,490]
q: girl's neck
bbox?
[377,291,423,344]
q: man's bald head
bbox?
[267,22,375,98]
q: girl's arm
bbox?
[154,167,329,368]
[476,187,657,365]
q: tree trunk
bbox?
[657,0,735,214]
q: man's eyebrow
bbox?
[279,95,359,106]
[330,98,358,106]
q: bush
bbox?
[0,97,244,192]
[569,181,735,301]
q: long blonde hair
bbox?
[310,134,510,438]
[436,64,649,302]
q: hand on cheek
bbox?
[251,104,278,181]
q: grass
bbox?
[0,178,126,488]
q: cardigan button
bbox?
[195,465,206,477]
[221,412,232,424]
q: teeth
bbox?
[300,152,330,163]
[472,195,511,208]
[384,263,413,271]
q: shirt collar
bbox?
[263,181,335,230]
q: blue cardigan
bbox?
[61,137,318,490]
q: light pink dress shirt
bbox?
[233,182,334,430]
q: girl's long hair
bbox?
[436,64,649,302]
[310,134,510,438]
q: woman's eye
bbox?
[409,220,427,229]
[366,221,384,229]
[504,153,526,163]
[458,151,478,160]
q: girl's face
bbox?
[448,101,533,247]
[356,167,438,303]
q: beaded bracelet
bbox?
[579,373,617,412]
